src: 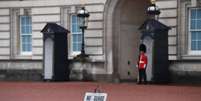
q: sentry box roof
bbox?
[41,23,70,34]
[139,19,170,33]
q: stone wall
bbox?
[169,61,201,83]
[69,61,110,81]
[156,0,178,60]
[0,60,42,81]
[0,8,10,60]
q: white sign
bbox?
[84,92,107,101]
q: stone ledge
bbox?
[0,69,42,81]
[170,71,201,84]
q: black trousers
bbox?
[138,69,147,83]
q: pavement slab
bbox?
[0,82,201,101]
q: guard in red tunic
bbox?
[137,44,148,84]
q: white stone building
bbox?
[0,0,200,83]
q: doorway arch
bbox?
[104,0,149,81]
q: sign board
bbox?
[84,92,107,101]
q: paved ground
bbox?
[0,82,201,101]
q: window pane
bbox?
[77,42,82,51]
[22,16,24,24]
[191,20,196,29]
[190,8,201,52]
[191,9,196,19]
[22,44,26,51]
[22,36,26,43]
[22,35,32,52]
[21,26,26,34]
[28,26,32,33]
[77,25,80,32]
[20,15,32,53]
[72,24,77,33]
[72,33,82,52]
[72,15,77,24]
[21,16,32,33]
[197,20,201,29]
[198,41,201,50]
[28,17,32,25]
[78,34,82,42]
[197,32,201,40]
[28,43,32,51]
[191,32,197,41]
[73,43,78,51]
[73,34,78,42]
[26,27,30,34]
[197,9,201,19]
[71,15,83,52]
[191,41,197,50]
[22,36,31,43]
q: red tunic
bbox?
[138,53,147,69]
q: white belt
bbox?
[139,61,144,63]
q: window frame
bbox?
[70,14,82,56]
[19,15,32,55]
[188,7,201,55]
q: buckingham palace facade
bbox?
[0,0,200,83]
